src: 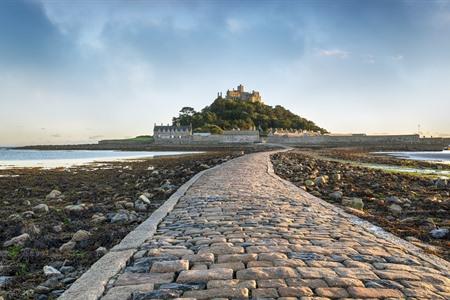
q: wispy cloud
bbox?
[362,54,375,64]
[317,49,349,59]
[391,54,404,61]
[226,18,245,33]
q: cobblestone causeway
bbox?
[101,152,450,300]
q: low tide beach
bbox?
[0,150,243,299]
[272,148,449,261]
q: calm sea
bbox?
[380,150,450,163]
[0,149,200,169]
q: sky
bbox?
[1,0,449,146]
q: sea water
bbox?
[0,149,200,169]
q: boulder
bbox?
[341,197,364,210]
[32,204,49,214]
[3,233,30,247]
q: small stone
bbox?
[46,189,62,200]
[91,213,106,223]
[328,191,343,201]
[430,228,449,239]
[52,225,63,233]
[341,197,364,210]
[388,204,402,216]
[32,204,49,214]
[71,230,91,242]
[304,180,315,187]
[64,204,86,214]
[43,265,62,277]
[385,196,402,204]
[3,233,30,247]
[314,175,328,186]
[59,241,76,252]
[0,276,13,288]
[95,247,108,257]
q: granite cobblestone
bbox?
[100,152,450,299]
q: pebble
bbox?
[32,204,49,214]
[388,204,402,216]
[429,228,449,239]
[71,230,91,242]
[43,265,62,277]
[3,233,30,247]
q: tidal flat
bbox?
[272,149,449,261]
[0,151,242,299]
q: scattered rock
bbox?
[32,204,49,214]
[430,228,449,239]
[388,204,402,216]
[22,211,35,218]
[304,180,315,187]
[52,225,63,233]
[43,266,62,277]
[435,178,448,189]
[341,197,364,210]
[91,213,106,223]
[135,194,151,211]
[46,189,62,200]
[59,241,76,252]
[110,210,138,224]
[328,191,343,201]
[385,196,402,205]
[0,276,13,288]
[314,175,328,186]
[95,247,108,257]
[71,230,91,242]
[64,204,87,214]
[3,233,30,247]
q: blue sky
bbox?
[1,0,449,146]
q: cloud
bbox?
[391,54,404,60]
[226,18,245,33]
[362,54,375,64]
[317,49,349,59]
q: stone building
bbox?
[153,123,192,142]
[221,84,263,103]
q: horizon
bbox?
[1,0,450,147]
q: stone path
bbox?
[100,152,449,300]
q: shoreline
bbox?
[0,151,243,299]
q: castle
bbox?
[218,84,263,103]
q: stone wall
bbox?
[266,134,450,150]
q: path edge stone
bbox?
[58,157,232,300]
[266,150,450,275]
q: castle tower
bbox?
[237,84,244,93]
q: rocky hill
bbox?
[172,97,327,134]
